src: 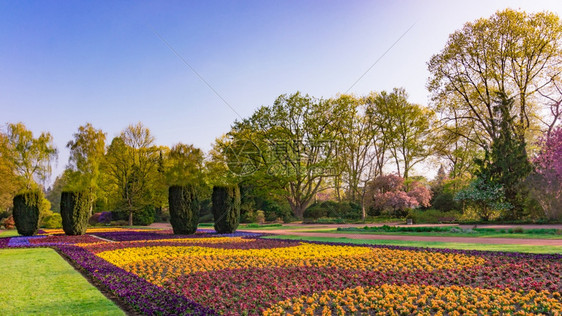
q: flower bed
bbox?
[0,227,561,315]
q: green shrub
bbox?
[42,213,62,229]
[408,209,461,224]
[512,226,524,234]
[304,201,361,220]
[134,205,156,226]
[110,220,129,226]
[13,191,41,236]
[212,185,241,234]
[431,191,460,212]
[168,185,199,235]
[60,191,91,235]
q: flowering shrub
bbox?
[368,174,432,216]
[0,227,560,315]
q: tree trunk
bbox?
[128,211,133,226]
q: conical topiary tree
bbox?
[13,191,41,236]
[212,185,241,234]
[60,190,91,235]
[168,185,199,235]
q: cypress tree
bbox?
[489,93,532,219]
[168,185,199,235]
[212,185,241,234]
[13,191,41,236]
[60,191,91,235]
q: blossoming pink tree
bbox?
[369,174,432,217]
[530,127,562,219]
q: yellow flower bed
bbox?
[41,227,160,235]
[97,243,486,285]
[264,285,562,315]
[76,236,251,248]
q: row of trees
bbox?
[1,8,561,224]
[12,184,241,236]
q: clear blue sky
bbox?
[1,0,561,184]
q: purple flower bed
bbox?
[7,236,46,247]
[92,229,264,242]
[57,244,216,315]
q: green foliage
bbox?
[339,225,454,233]
[455,178,511,221]
[42,213,62,229]
[304,201,362,220]
[128,205,156,226]
[221,92,345,219]
[60,191,91,235]
[66,123,106,194]
[430,191,460,213]
[428,9,562,147]
[12,191,40,236]
[408,209,461,224]
[3,123,57,190]
[486,93,533,219]
[164,143,204,186]
[212,185,241,233]
[168,185,199,234]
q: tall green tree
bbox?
[65,123,106,212]
[428,9,562,147]
[102,123,160,225]
[332,94,388,220]
[222,92,344,219]
[488,93,533,219]
[164,143,204,187]
[66,124,106,189]
[373,88,434,179]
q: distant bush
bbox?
[110,220,129,226]
[134,206,156,226]
[89,212,100,226]
[431,191,460,212]
[304,201,361,220]
[304,217,347,224]
[42,213,62,229]
[111,207,156,226]
[13,191,41,236]
[338,225,453,233]
[408,209,461,224]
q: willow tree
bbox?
[3,122,57,189]
[65,123,106,212]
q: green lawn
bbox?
[239,224,306,230]
[265,235,562,254]
[0,229,20,237]
[0,248,124,315]
[312,229,562,239]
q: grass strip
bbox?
[0,248,124,315]
[265,235,562,254]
